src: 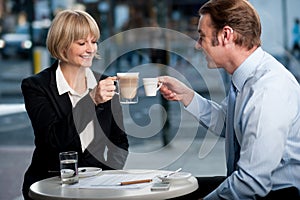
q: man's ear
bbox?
[222,26,234,44]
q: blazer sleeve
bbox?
[93,74,129,169]
[106,95,129,168]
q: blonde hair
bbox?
[46,9,100,62]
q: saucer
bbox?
[78,167,102,178]
[157,172,192,182]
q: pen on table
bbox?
[120,179,152,185]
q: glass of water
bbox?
[59,151,79,185]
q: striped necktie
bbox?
[225,82,240,176]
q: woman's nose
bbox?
[86,43,95,52]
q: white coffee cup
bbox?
[116,72,139,104]
[143,78,162,97]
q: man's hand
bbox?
[90,76,117,105]
[158,76,194,107]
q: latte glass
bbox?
[116,72,139,104]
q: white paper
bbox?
[68,172,161,189]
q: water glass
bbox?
[59,151,79,185]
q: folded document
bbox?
[68,172,161,189]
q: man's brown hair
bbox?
[199,0,261,50]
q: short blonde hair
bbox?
[46,9,100,62]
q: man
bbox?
[159,0,300,199]
[292,18,300,57]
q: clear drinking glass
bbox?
[116,72,139,104]
[59,151,79,186]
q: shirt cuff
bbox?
[184,92,206,119]
[185,91,199,110]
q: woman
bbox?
[21,10,129,199]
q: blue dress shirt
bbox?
[185,47,300,199]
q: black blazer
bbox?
[21,61,128,198]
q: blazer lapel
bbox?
[48,61,72,118]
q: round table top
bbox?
[29,169,198,200]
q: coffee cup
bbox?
[116,72,139,104]
[143,78,162,97]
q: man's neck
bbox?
[227,46,258,75]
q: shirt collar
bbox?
[85,67,97,90]
[56,62,97,96]
[231,47,264,92]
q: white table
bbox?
[29,169,198,200]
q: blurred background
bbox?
[1,0,300,199]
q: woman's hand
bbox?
[90,76,117,105]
